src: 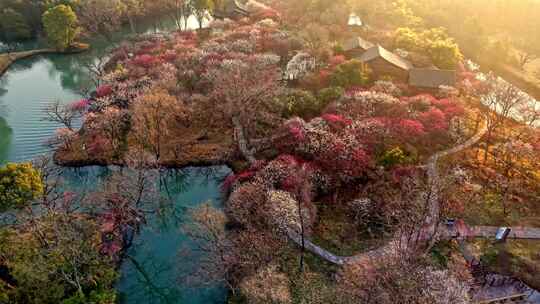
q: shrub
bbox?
[227,182,267,227]
[377,147,413,168]
[281,89,322,118]
[332,42,345,55]
[132,54,157,68]
[317,86,344,108]
[69,99,90,111]
[406,94,435,112]
[418,107,448,132]
[95,85,113,98]
[329,55,346,68]
[240,264,291,304]
[394,119,425,139]
[160,50,177,62]
[0,163,43,211]
[298,70,331,91]
[371,80,402,97]
[321,114,351,130]
[330,59,371,89]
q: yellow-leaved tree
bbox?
[0,162,43,211]
[42,4,80,50]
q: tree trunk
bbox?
[297,199,305,272]
[232,116,256,165]
[483,137,490,163]
[184,16,189,30]
[128,16,137,34]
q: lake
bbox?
[0,15,226,304]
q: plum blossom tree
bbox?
[131,90,190,161]
[240,264,292,304]
[204,54,283,164]
[481,75,530,162]
[339,256,470,304]
[43,100,85,131]
[84,107,129,156]
[285,52,316,81]
[77,0,124,42]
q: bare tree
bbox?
[42,100,83,131]
[131,90,190,162]
[32,155,73,213]
[121,0,144,33]
[160,0,193,30]
[77,0,125,42]
[182,202,238,291]
[82,56,108,88]
[205,56,283,165]
[514,37,540,69]
[481,75,529,162]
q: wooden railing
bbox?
[476,293,528,304]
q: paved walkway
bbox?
[0,46,88,78]
[448,225,540,240]
[290,121,489,265]
[289,119,540,268]
[0,49,55,77]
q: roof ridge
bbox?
[360,44,412,70]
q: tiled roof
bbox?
[343,37,374,52]
[359,45,413,71]
[409,68,456,88]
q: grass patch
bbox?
[311,200,389,256]
[472,239,540,290]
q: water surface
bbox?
[0,15,224,304]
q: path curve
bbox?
[289,121,488,265]
[0,46,88,78]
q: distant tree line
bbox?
[0,0,218,47]
[350,0,540,70]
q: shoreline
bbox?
[53,140,251,172]
[464,52,540,102]
[0,44,90,78]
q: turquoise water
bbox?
[0,15,207,164]
[61,166,230,304]
[115,167,229,304]
[0,16,226,304]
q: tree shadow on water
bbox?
[0,117,13,163]
[119,250,183,304]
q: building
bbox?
[342,36,374,58]
[359,45,413,82]
[347,13,363,28]
[409,68,456,92]
[213,0,250,20]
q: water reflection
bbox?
[0,14,222,303]
[0,117,12,163]
[115,166,230,304]
[28,164,230,303]
[466,60,540,127]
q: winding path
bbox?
[424,120,489,235]
[289,121,489,266]
[0,46,88,78]
[0,49,56,77]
